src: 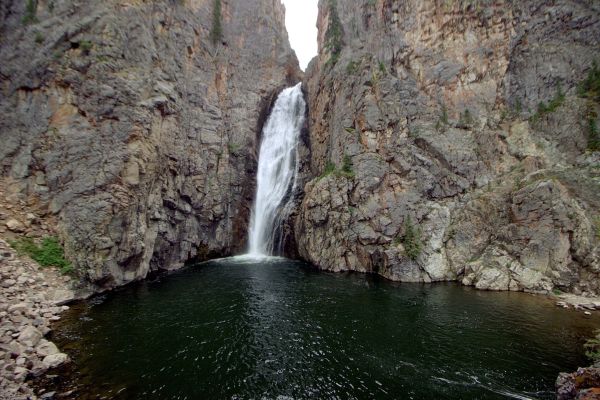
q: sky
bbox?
[282,0,319,70]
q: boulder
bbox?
[557,367,600,400]
[17,326,42,347]
[42,353,69,369]
[5,219,25,233]
[36,340,59,357]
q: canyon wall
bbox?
[0,0,300,288]
[297,0,600,294]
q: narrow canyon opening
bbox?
[282,0,318,71]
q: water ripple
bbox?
[49,258,600,400]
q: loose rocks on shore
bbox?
[0,239,75,400]
[556,366,600,400]
[555,294,600,313]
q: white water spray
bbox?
[247,83,306,256]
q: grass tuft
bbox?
[9,236,73,274]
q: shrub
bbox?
[588,117,599,152]
[9,237,73,274]
[578,61,600,102]
[459,108,474,127]
[22,0,38,24]
[400,217,422,260]
[210,0,223,46]
[530,85,565,124]
[378,61,386,74]
[318,156,355,180]
[319,161,336,179]
[340,154,354,177]
[441,104,449,124]
[79,40,93,54]
[436,104,449,130]
[548,85,565,111]
[514,98,522,115]
[346,60,359,75]
[34,31,44,44]
[584,330,600,364]
[577,62,600,151]
[227,142,240,155]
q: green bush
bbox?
[34,31,44,44]
[318,156,355,180]
[441,104,449,124]
[400,217,422,260]
[318,161,336,180]
[578,61,600,102]
[436,104,449,130]
[514,98,522,115]
[530,85,565,124]
[79,40,93,54]
[340,154,354,177]
[549,85,565,109]
[210,0,223,46]
[346,60,359,75]
[22,0,38,24]
[588,117,599,152]
[584,330,600,364]
[228,142,241,155]
[459,108,474,126]
[9,237,73,274]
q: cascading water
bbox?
[247,83,306,256]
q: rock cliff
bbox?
[297,0,600,295]
[0,0,300,288]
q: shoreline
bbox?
[2,250,598,399]
[0,239,75,400]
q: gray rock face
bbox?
[298,0,600,295]
[0,0,300,288]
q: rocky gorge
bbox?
[0,0,599,398]
[297,0,600,295]
[0,0,598,299]
[0,0,300,290]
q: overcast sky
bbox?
[282,0,318,70]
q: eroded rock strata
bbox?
[297,0,600,294]
[0,0,300,289]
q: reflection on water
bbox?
[46,257,599,399]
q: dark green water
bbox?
[49,257,599,399]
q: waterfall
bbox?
[247,83,306,256]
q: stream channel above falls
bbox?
[39,256,599,399]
